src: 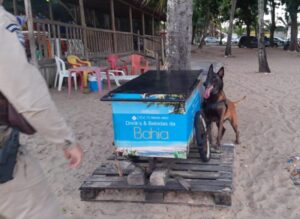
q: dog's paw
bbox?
[235,140,241,145]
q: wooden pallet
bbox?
[80,144,234,206]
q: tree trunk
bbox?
[198,22,209,48]
[246,24,251,36]
[198,12,210,49]
[269,0,276,47]
[225,0,237,56]
[192,24,196,45]
[258,0,271,73]
[166,0,193,70]
[289,11,298,51]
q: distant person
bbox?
[0,2,83,219]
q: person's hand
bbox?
[63,144,83,168]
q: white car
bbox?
[273,37,285,47]
[222,36,240,45]
[204,36,219,44]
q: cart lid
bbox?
[101,70,203,102]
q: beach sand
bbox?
[22,46,300,219]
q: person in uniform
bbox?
[0,1,83,219]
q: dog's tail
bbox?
[233,96,246,105]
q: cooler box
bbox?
[88,75,99,92]
[101,70,203,159]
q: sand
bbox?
[22,46,300,219]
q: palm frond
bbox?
[141,0,167,13]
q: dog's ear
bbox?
[208,64,214,74]
[207,64,214,78]
[217,67,224,78]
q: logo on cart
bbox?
[134,127,169,140]
[131,116,137,121]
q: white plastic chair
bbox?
[54,56,77,91]
[101,70,138,87]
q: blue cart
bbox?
[101,70,210,162]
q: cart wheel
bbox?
[194,111,211,162]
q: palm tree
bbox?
[166,0,193,70]
[143,0,193,70]
[225,0,237,56]
[258,0,271,72]
[268,0,277,47]
[52,0,77,22]
[282,0,300,51]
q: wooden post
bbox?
[161,35,165,65]
[13,0,18,15]
[48,1,58,58]
[79,0,87,27]
[141,13,145,53]
[152,16,155,51]
[152,16,155,35]
[79,0,88,57]
[48,1,53,20]
[142,13,145,35]
[74,5,78,24]
[110,0,117,53]
[129,7,133,33]
[24,0,37,66]
[92,10,97,27]
[137,30,140,52]
[129,6,133,52]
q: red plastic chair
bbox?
[107,54,128,75]
[130,54,149,75]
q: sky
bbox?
[264,3,286,27]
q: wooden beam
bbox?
[24,0,37,66]
[13,0,18,15]
[129,6,133,33]
[110,0,117,53]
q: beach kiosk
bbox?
[101,70,210,161]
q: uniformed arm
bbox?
[0,25,75,146]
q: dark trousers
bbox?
[0,129,20,183]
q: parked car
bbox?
[232,37,240,44]
[222,36,240,45]
[238,36,256,48]
[283,38,300,50]
[204,36,219,44]
[238,36,270,48]
[264,37,270,47]
[283,39,290,50]
[273,37,285,47]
